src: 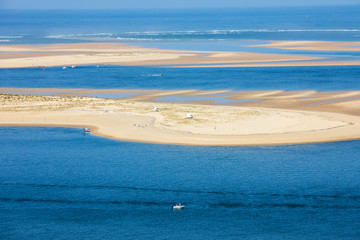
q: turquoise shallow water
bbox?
[1,127,360,240]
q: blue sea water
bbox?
[1,7,360,240]
[1,7,360,44]
[1,65,360,91]
[1,127,360,240]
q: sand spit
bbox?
[1,92,360,145]
[2,42,359,68]
[255,41,360,51]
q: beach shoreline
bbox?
[1,91,360,145]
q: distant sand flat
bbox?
[1,42,359,68]
[255,40,360,51]
[1,91,360,145]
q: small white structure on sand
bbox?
[152,107,159,112]
[186,113,193,119]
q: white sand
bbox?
[1,93,360,145]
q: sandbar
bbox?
[1,42,359,68]
[254,40,360,51]
[1,91,360,145]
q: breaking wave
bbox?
[45,29,360,42]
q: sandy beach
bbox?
[1,42,360,68]
[1,90,360,145]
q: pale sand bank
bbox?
[2,88,360,115]
[1,92,360,145]
[255,41,360,51]
[1,42,359,68]
[176,61,360,68]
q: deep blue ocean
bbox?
[1,6,360,44]
[1,127,360,240]
[1,7,360,240]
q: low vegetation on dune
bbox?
[0,93,261,128]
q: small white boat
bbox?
[71,65,76,68]
[62,66,67,69]
[172,204,185,209]
[83,128,91,133]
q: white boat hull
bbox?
[172,205,185,209]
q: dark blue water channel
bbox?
[1,65,360,91]
[1,127,360,239]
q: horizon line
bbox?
[1,4,360,10]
